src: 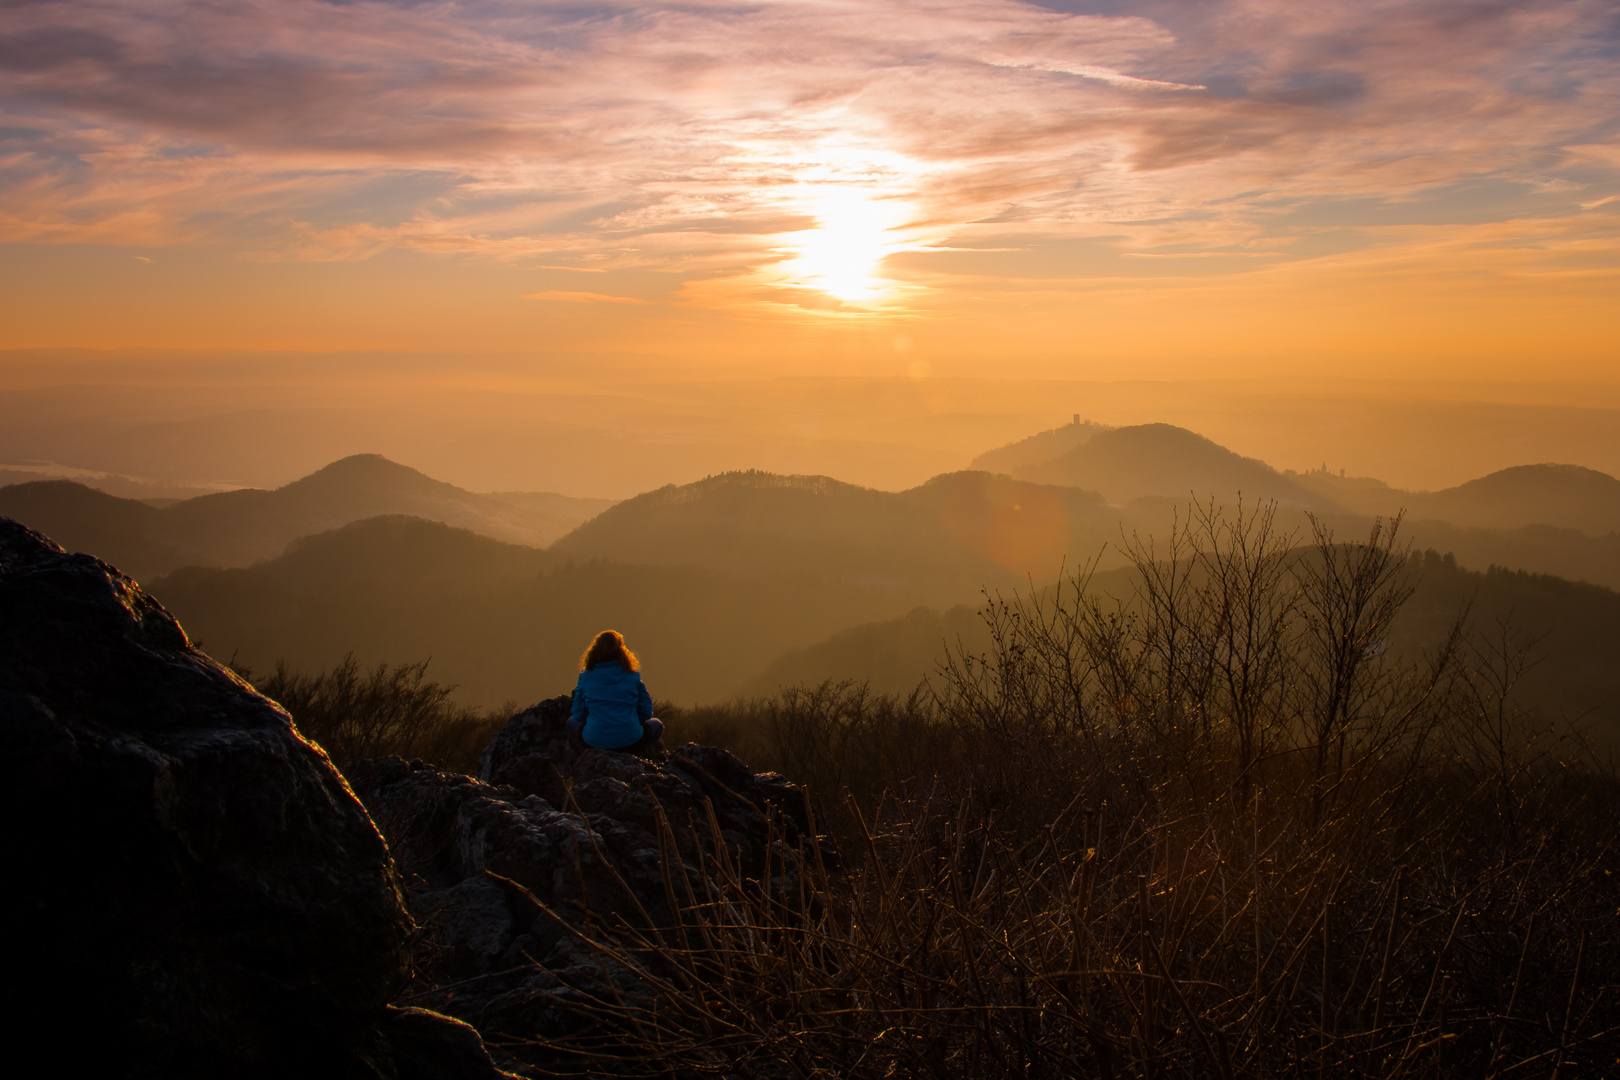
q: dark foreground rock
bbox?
[0,518,514,1079]
[0,513,814,1076]
[348,700,814,1057]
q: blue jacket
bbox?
[571,665,654,749]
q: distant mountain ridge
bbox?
[969,419,1111,476]
[0,454,612,579]
[1010,424,1335,509]
[149,515,912,707]
[973,423,1620,535]
[6,439,1604,716]
[6,431,1617,601]
[6,428,1619,718]
[548,468,1114,608]
[1424,464,1620,533]
[1295,463,1620,536]
[141,513,1620,746]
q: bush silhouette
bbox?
[250,654,509,773]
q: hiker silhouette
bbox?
[567,630,664,754]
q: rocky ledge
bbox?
[348,702,811,1050]
[1,515,814,1077]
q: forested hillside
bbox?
[1013,423,1332,508]
[549,469,1117,605]
[1294,462,1620,534]
[151,516,910,706]
[6,431,1618,715]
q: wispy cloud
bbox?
[524,290,648,304]
[1,0,1615,309]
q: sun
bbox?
[784,188,907,304]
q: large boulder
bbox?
[0,518,512,1079]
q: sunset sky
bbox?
[2,0,1617,382]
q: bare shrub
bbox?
[518,501,1617,1078]
[252,654,510,772]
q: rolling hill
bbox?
[548,469,1121,608]
[1011,424,1336,509]
[0,481,192,577]
[742,604,990,696]
[1295,463,1620,535]
[969,418,1111,476]
[0,454,613,579]
[147,515,915,707]
[146,513,1620,745]
[965,422,1620,587]
[6,431,1617,713]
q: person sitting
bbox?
[566,629,665,755]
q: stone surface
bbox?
[349,697,815,1054]
[0,517,514,1079]
[1,512,813,1076]
[479,695,810,851]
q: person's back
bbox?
[568,629,664,754]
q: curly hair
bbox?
[580,629,639,673]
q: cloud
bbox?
[524,290,648,304]
[0,0,1615,306]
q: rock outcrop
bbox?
[0,517,512,1079]
[2,512,816,1076]
[348,699,813,1053]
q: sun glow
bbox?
[784,188,909,305]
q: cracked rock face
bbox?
[0,517,508,1079]
[349,699,812,1047]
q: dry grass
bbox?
[242,502,1617,1076]
[515,504,1618,1078]
[512,733,1615,1077]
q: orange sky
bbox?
[2,0,1617,383]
